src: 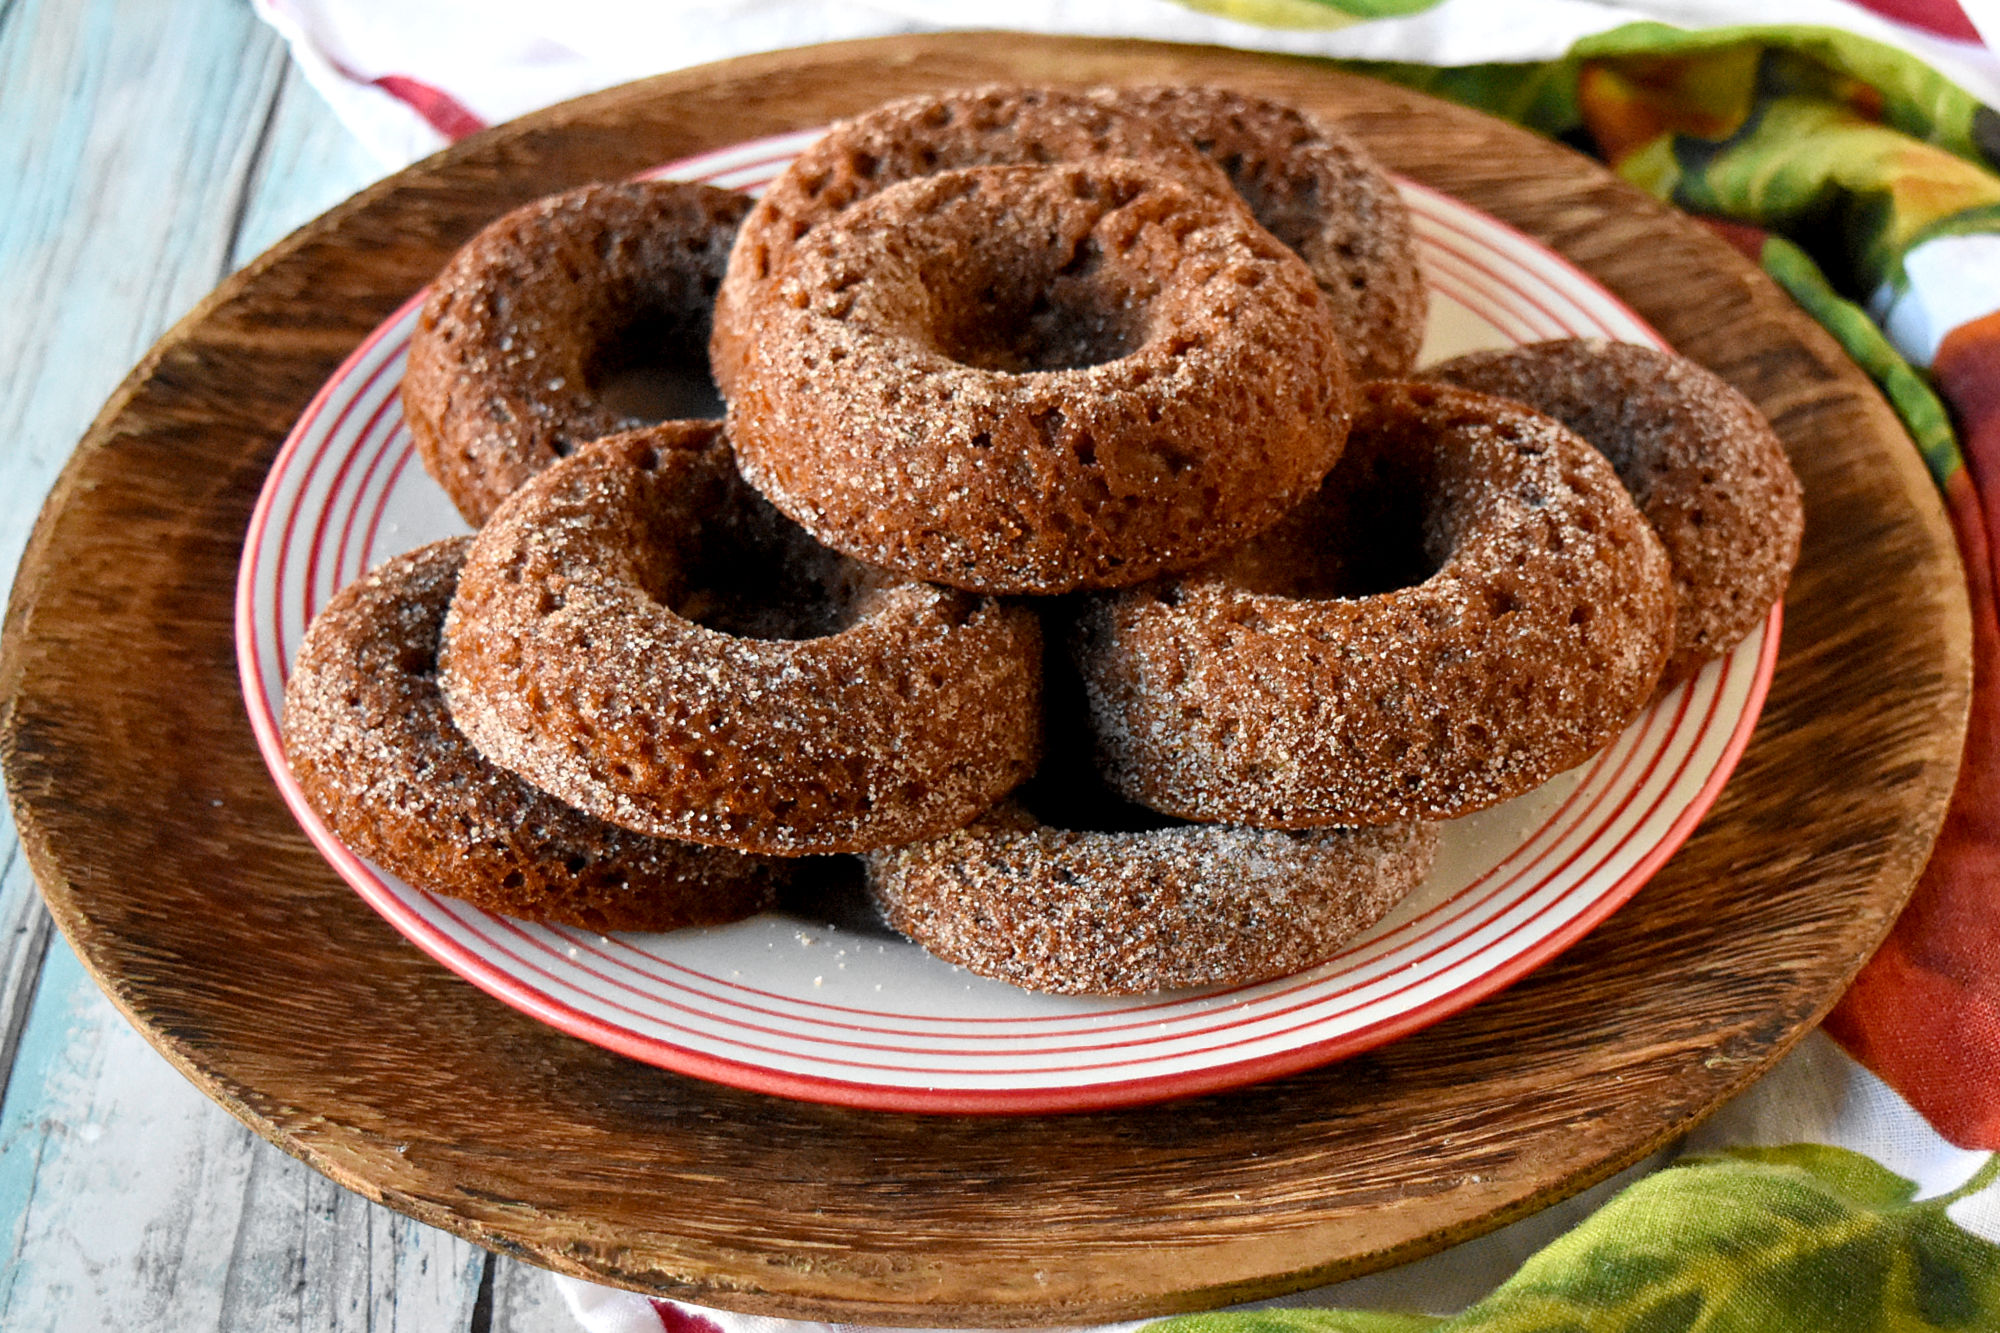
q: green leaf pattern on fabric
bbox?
[1141,1151,2000,1333]
[1333,19,2000,489]
[1337,21,1994,158]
[1133,14,2000,1333]
[1332,59,1586,136]
[1653,95,2000,292]
[1147,1308,1444,1333]
[1566,22,1991,157]
[1721,1143,1924,1207]
[1758,234,1962,485]
[1451,1148,2000,1331]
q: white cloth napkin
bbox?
[254,0,2000,168]
[251,0,2000,357]
[247,3,2000,1329]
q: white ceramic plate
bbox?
[238,132,1779,1114]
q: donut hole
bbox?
[1017,685,1189,831]
[1033,626,1188,833]
[664,488,886,642]
[584,306,724,424]
[779,858,904,938]
[1224,153,1324,259]
[393,641,438,679]
[1208,440,1439,600]
[923,236,1152,374]
[930,276,1147,373]
[1018,767,1188,834]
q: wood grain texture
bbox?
[0,835,49,1114]
[489,1260,585,1331]
[0,33,1974,1327]
[0,2,518,1325]
[0,0,294,1220]
[0,0,282,582]
[230,62,392,274]
[0,945,492,1332]
[0,0,295,1129]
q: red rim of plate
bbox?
[236,136,1781,1114]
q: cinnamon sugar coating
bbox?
[727,161,1352,594]
[440,423,1043,855]
[404,179,749,525]
[1094,84,1427,380]
[710,85,1229,396]
[867,802,1437,995]
[1075,381,1677,827]
[282,538,787,930]
[1421,339,1801,680]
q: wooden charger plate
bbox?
[0,33,1974,1327]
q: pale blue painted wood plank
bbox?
[215,1102,491,1333]
[0,0,284,587]
[0,944,491,1331]
[490,1260,587,1332]
[0,0,291,1130]
[0,832,51,1114]
[0,0,288,1127]
[230,61,387,272]
[0,0,502,1326]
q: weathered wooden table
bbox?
[2,3,1970,1329]
[0,0,567,1324]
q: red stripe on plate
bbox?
[309,377,404,620]
[543,704,1652,1048]
[289,617,1773,1111]
[239,142,1777,1111]
[358,442,421,571]
[463,678,1699,1070]
[1404,180,1663,348]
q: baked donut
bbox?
[404,179,750,525]
[726,160,1352,594]
[867,802,1438,995]
[282,538,787,930]
[440,422,1043,855]
[864,634,1435,995]
[1095,84,1427,380]
[1421,338,1801,680]
[1074,380,1676,827]
[710,85,1229,396]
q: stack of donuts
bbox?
[283,85,1803,996]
